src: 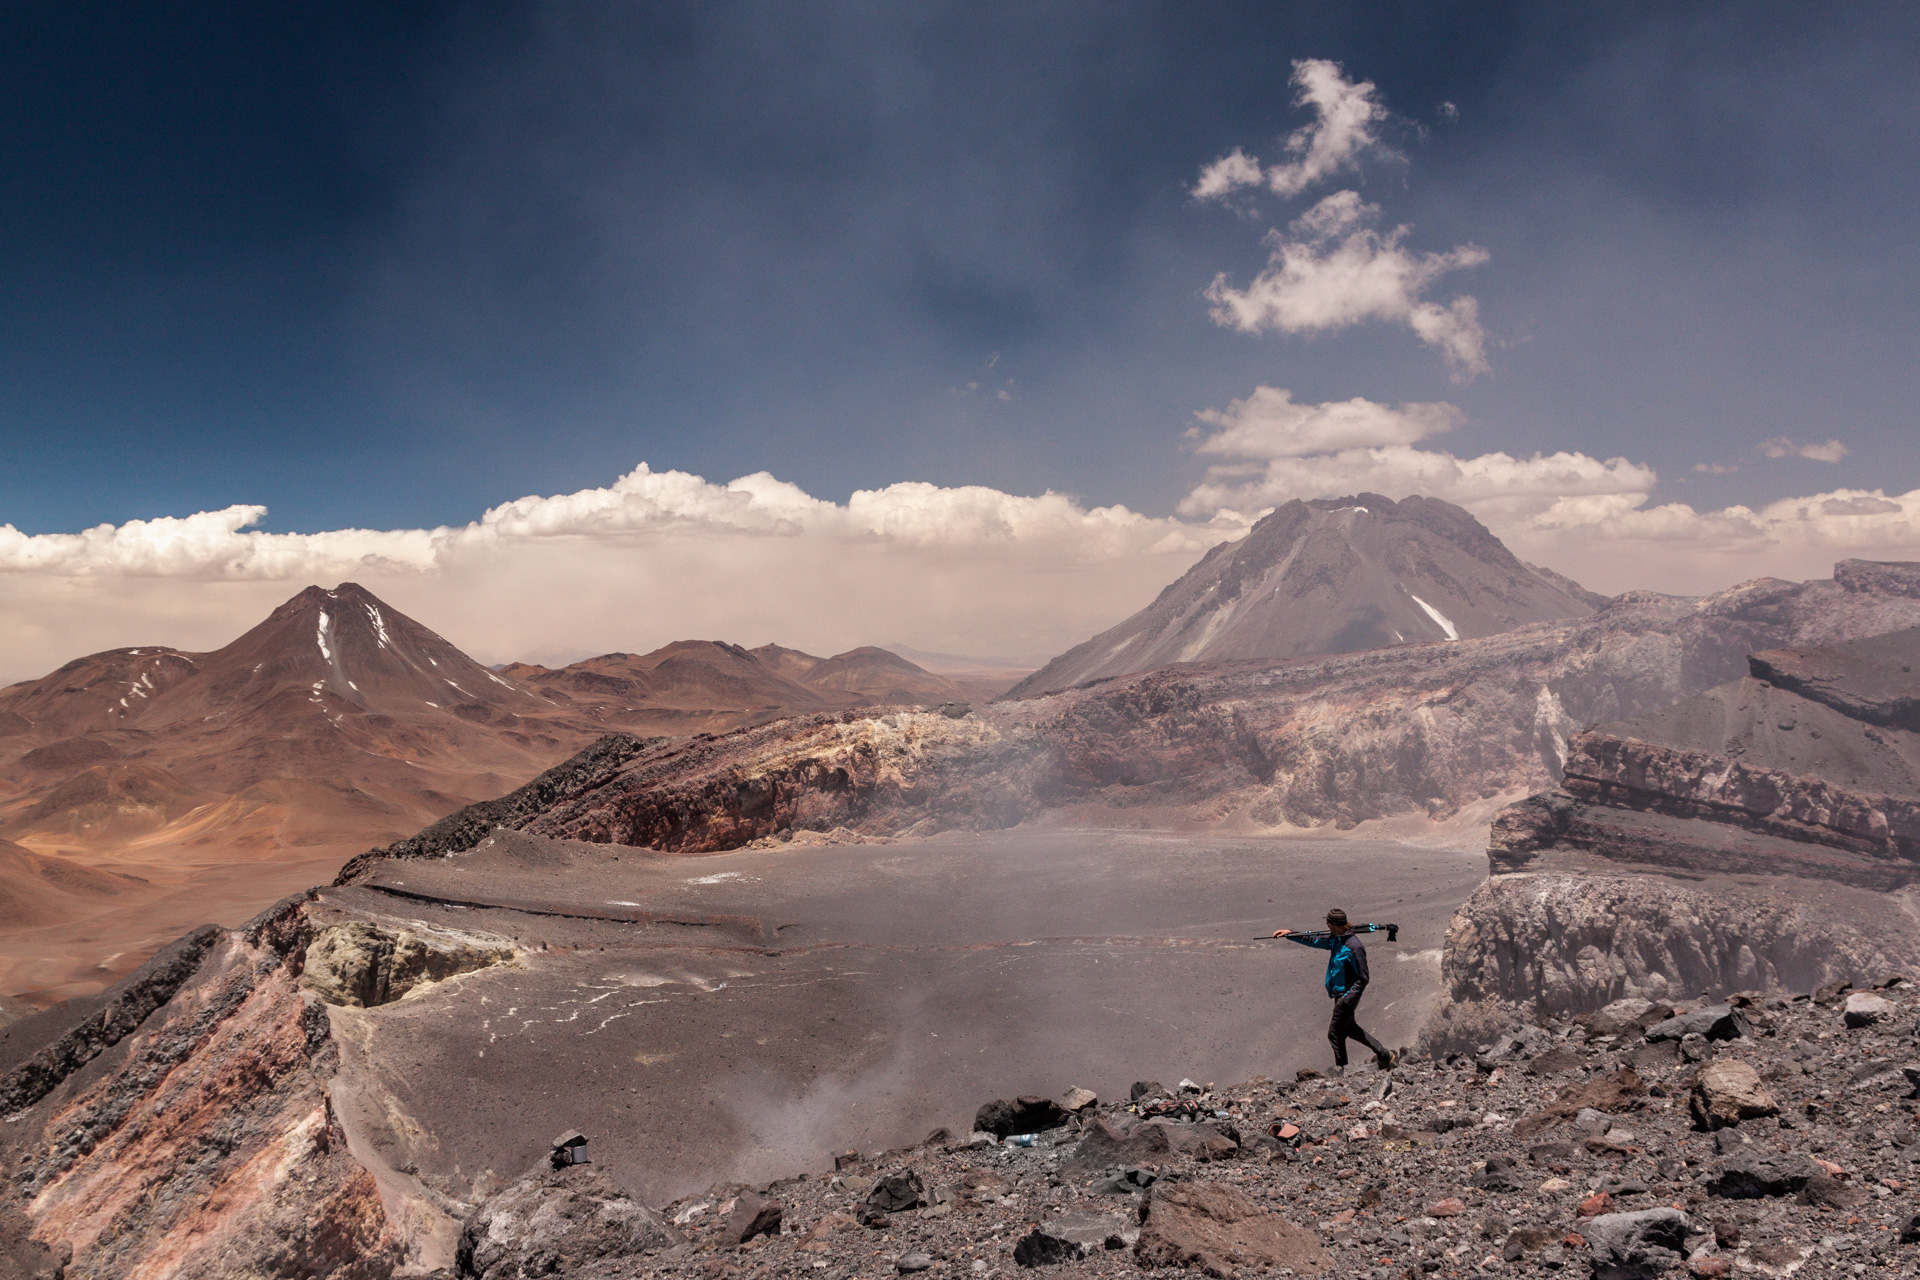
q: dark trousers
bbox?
[1328,995,1388,1067]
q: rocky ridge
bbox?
[455,981,1920,1280]
[336,566,1920,870]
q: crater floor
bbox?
[325,828,1485,1205]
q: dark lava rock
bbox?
[719,1191,783,1244]
[974,1094,1070,1138]
[1813,979,1855,1007]
[1471,1155,1527,1193]
[457,1163,682,1280]
[1644,1006,1749,1043]
[1063,1117,1235,1172]
[1702,1151,1819,1199]
[1502,1226,1560,1262]
[1130,1080,1164,1101]
[1583,1208,1687,1280]
[1527,1141,1577,1170]
[1803,1168,1869,1210]
[865,1170,928,1214]
[1089,1167,1158,1195]
[1014,1227,1085,1267]
[1038,1213,1136,1253]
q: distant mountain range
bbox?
[0,584,995,1002]
[1010,494,1602,698]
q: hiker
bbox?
[1272,908,1395,1075]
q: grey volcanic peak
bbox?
[1009,494,1598,698]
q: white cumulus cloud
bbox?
[1758,437,1849,463]
[1193,59,1390,200]
[1187,386,1462,459]
[1203,192,1491,378]
[0,464,1248,684]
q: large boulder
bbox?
[1644,1006,1749,1043]
[1688,1061,1779,1130]
[1583,1208,1689,1280]
[1013,1213,1137,1266]
[457,1164,682,1279]
[1134,1181,1327,1277]
[1702,1151,1819,1199]
[1843,990,1898,1027]
[865,1171,929,1214]
[1588,998,1674,1038]
[718,1191,783,1243]
[1062,1117,1236,1172]
[973,1095,1070,1138]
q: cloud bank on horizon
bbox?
[4,439,1918,685]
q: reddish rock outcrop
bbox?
[0,900,407,1278]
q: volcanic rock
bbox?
[719,1190,783,1243]
[1645,1006,1749,1043]
[865,1170,929,1213]
[1688,1060,1778,1129]
[1011,495,1597,697]
[1012,1226,1084,1266]
[1703,1151,1820,1199]
[1497,621,1920,889]
[1587,997,1674,1038]
[457,1162,683,1278]
[1843,990,1898,1027]
[972,1095,1069,1137]
[1133,1180,1328,1277]
[1471,1154,1527,1192]
[1427,871,1920,1041]
[1037,1212,1136,1251]
[1583,1208,1688,1280]
[299,921,516,1008]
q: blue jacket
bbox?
[1287,932,1370,1002]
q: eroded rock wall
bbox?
[1424,870,1920,1053]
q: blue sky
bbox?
[4,2,1915,532]
[2,2,1919,678]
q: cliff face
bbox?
[1492,622,1920,887]
[1432,598,1920,1045]
[336,566,1920,866]
[1424,865,1920,1052]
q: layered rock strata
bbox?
[1493,623,1920,887]
[1433,607,1920,1045]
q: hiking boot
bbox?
[1328,1064,1346,1078]
[1375,1050,1397,1071]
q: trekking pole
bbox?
[1254,922,1399,942]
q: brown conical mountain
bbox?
[0,583,604,1002]
[1008,494,1599,698]
[799,646,973,703]
[142,582,538,728]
